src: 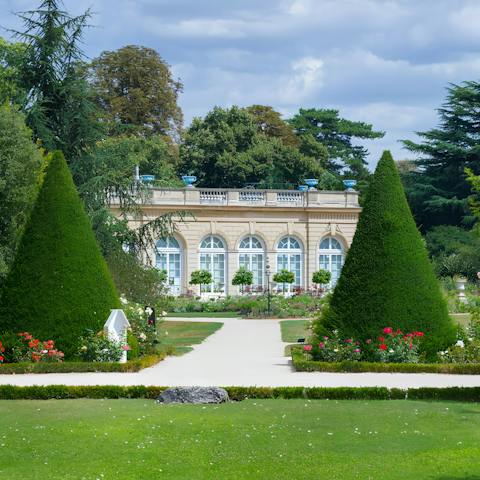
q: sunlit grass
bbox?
[157,320,222,355]
[0,398,479,479]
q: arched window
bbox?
[238,236,264,290]
[199,235,227,294]
[276,236,303,292]
[156,237,182,295]
[319,237,344,288]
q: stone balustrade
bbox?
[141,187,359,209]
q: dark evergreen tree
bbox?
[0,152,119,357]
[319,151,455,358]
[288,108,384,179]
[402,81,480,231]
[12,0,101,168]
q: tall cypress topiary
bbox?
[320,151,455,358]
[0,151,120,357]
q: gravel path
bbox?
[1,317,480,388]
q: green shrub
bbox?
[189,270,212,293]
[127,331,140,360]
[232,267,253,293]
[0,384,479,402]
[0,353,166,374]
[0,152,120,358]
[312,270,331,286]
[170,294,325,318]
[273,269,295,293]
[291,346,480,374]
[319,151,455,359]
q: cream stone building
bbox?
[114,186,361,297]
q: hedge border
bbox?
[0,353,166,374]
[0,385,479,402]
[291,348,480,374]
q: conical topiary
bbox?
[0,151,120,357]
[319,151,455,358]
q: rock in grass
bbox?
[157,387,229,404]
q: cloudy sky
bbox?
[2,0,480,168]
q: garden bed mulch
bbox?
[291,347,480,374]
[0,353,166,374]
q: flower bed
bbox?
[0,352,166,374]
[291,346,480,374]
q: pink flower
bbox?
[383,327,393,334]
[354,348,361,353]
[122,345,131,351]
[366,339,372,344]
[318,342,325,349]
[345,338,353,344]
[303,345,312,351]
[323,336,329,341]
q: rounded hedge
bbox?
[0,151,120,357]
[319,151,456,359]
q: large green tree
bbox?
[0,37,27,105]
[89,45,183,139]
[181,106,323,188]
[288,108,384,179]
[402,81,480,231]
[0,152,119,357]
[319,151,455,358]
[246,105,300,147]
[0,105,44,284]
[12,0,100,164]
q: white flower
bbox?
[333,348,338,353]
[389,349,394,353]
[139,333,147,341]
[161,311,167,317]
[81,346,88,351]
[439,351,445,356]
[468,337,474,342]
[120,296,128,305]
[455,340,465,348]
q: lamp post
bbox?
[265,257,271,316]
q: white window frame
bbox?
[238,236,265,293]
[156,237,182,296]
[276,236,303,294]
[199,235,227,295]
[318,236,344,289]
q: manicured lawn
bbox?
[1,399,479,479]
[166,311,239,318]
[451,313,471,329]
[280,319,310,342]
[157,320,223,355]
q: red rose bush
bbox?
[303,327,424,363]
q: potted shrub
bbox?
[189,269,212,296]
[232,267,254,294]
[312,269,331,295]
[273,269,295,295]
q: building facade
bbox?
[112,187,361,297]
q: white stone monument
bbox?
[104,309,130,363]
[455,276,468,304]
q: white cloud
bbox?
[281,57,324,103]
